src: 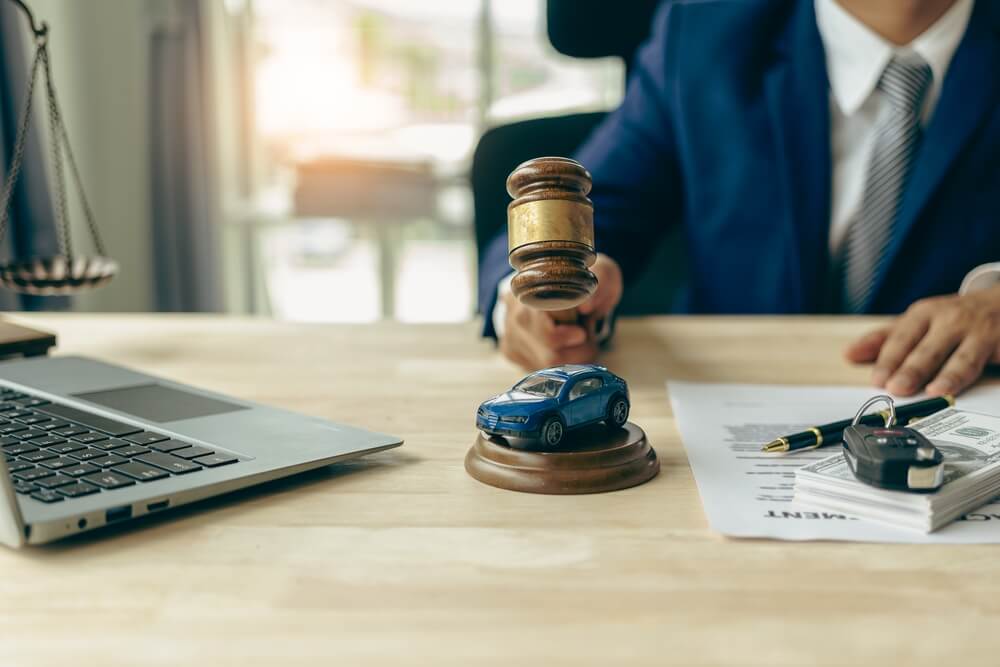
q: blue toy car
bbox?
[476,364,630,448]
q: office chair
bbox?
[472,0,685,317]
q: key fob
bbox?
[842,424,944,492]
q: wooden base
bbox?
[465,422,658,494]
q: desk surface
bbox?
[2,315,998,666]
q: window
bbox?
[229,0,624,323]
[569,377,603,400]
[514,375,566,398]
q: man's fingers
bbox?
[501,303,595,370]
[872,316,930,387]
[540,323,587,350]
[531,308,556,336]
[577,295,601,318]
[498,331,532,370]
[578,284,618,318]
[577,254,622,318]
[845,327,890,363]
[885,325,963,396]
[504,305,554,371]
[505,327,560,372]
[925,335,993,397]
[537,341,599,367]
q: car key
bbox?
[842,395,944,493]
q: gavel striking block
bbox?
[506,157,598,312]
[464,156,660,495]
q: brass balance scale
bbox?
[0,0,117,295]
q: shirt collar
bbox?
[815,0,975,116]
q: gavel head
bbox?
[506,157,598,311]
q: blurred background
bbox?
[0,0,631,322]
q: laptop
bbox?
[0,355,402,547]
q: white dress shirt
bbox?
[493,0,996,337]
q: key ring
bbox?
[852,395,896,427]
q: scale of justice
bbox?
[466,157,660,494]
[0,0,117,296]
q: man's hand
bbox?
[499,253,623,370]
[845,285,1000,397]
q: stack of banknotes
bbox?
[794,408,1000,533]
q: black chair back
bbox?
[547,0,662,75]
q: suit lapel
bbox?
[764,1,831,312]
[871,1,1000,306]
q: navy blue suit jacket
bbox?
[480,0,1000,337]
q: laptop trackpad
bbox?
[74,383,248,423]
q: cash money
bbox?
[794,408,1000,532]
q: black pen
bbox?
[761,395,954,453]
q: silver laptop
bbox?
[0,355,402,547]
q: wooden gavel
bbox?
[506,157,598,324]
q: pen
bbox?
[761,394,955,453]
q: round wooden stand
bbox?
[465,422,658,494]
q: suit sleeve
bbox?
[575,2,683,286]
[478,2,683,337]
[478,233,513,339]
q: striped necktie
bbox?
[841,54,933,313]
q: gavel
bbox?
[506,157,598,324]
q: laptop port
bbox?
[147,500,169,512]
[105,505,132,523]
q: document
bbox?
[667,381,1000,543]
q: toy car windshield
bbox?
[513,376,565,397]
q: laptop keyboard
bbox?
[0,386,240,504]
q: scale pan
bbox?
[0,255,117,295]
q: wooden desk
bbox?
[2,315,998,666]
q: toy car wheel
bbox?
[541,416,564,448]
[608,396,629,428]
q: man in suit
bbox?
[480,0,1000,397]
